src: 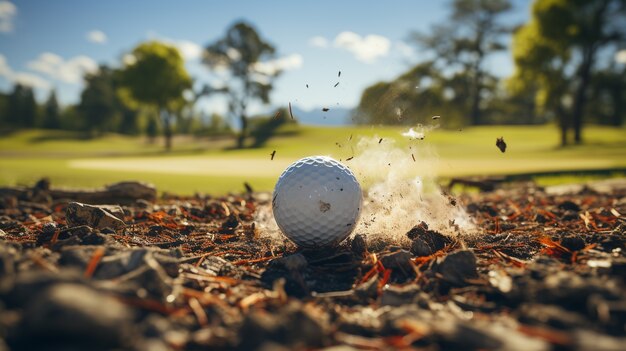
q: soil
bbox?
[0,179,625,350]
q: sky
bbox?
[0,0,532,115]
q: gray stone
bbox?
[14,283,135,349]
[65,202,125,231]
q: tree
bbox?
[203,21,279,148]
[78,66,120,135]
[120,41,192,150]
[509,0,626,145]
[7,84,38,128]
[43,89,61,129]
[412,0,512,125]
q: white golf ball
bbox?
[272,156,362,248]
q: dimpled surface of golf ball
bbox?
[272,156,362,248]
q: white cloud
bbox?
[0,0,16,33]
[86,30,107,44]
[252,54,303,75]
[334,31,391,63]
[0,54,51,89]
[27,52,98,84]
[175,40,203,60]
[309,36,329,48]
[616,49,626,64]
[147,33,203,61]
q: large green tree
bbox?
[412,0,512,125]
[6,84,38,128]
[43,89,61,129]
[203,21,279,148]
[120,41,192,150]
[78,66,121,135]
[509,0,626,145]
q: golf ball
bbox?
[272,156,362,248]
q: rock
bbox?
[65,202,125,231]
[411,237,432,257]
[561,234,586,251]
[238,302,326,349]
[41,222,57,236]
[406,221,430,240]
[350,234,367,257]
[0,245,18,293]
[200,256,244,279]
[435,250,479,287]
[380,284,421,306]
[406,222,451,256]
[261,254,309,297]
[106,181,156,202]
[11,283,136,350]
[379,250,415,283]
[558,200,581,212]
[4,270,84,307]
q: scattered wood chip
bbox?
[270,150,276,160]
[346,156,353,161]
[412,154,416,162]
[610,208,621,217]
[84,246,105,278]
[243,182,254,194]
[349,134,353,141]
[496,137,507,153]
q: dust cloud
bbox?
[349,126,475,245]
[255,124,476,246]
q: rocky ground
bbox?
[0,178,625,351]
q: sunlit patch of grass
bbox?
[1,125,625,194]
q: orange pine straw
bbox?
[117,296,188,316]
[493,249,526,268]
[84,247,106,278]
[539,237,572,260]
[50,229,61,245]
[377,269,392,291]
[493,216,501,234]
[232,255,277,266]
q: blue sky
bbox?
[0,0,531,114]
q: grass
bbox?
[1,124,625,194]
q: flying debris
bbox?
[338,71,341,77]
[306,84,309,88]
[322,108,329,112]
[432,116,440,120]
[270,150,276,160]
[496,137,507,153]
[288,102,294,119]
[334,82,339,88]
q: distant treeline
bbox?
[0,81,232,138]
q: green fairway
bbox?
[1,125,625,194]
